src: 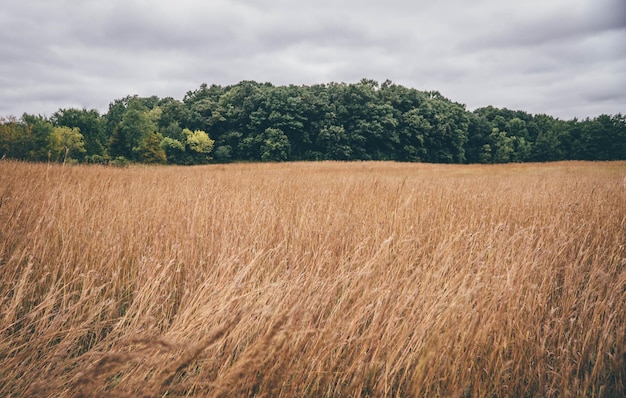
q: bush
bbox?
[110,156,130,167]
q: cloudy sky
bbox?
[1,0,625,120]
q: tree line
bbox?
[1,79,625,164]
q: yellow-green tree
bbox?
[183,128,214,164]
[49,126,86,162]
[138,132,167,164]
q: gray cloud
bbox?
[463,0,626,50]
[1,0,624,119]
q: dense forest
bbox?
[1,79,625,164]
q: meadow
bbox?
[0,160,624,397]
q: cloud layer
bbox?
[1,0,625,119]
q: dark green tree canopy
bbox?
[2,80,625,164]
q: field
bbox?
[1,160,624,397]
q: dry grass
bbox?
[0,160,624,397]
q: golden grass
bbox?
[0,160,624,397]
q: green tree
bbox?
[158,97,189,128]
[160,137,186,164]
[104,96,133,144]
[213,145,233,162]
[416,97,469,163]
[505,117,529,139]
[138,132,167,164]
[260,127,290,161]
[608,114,626,160]
[465,113,492,163]
[48,126,86,162]
[109,100,156,160]
[51,108,106,158]
[215,131,243,161]
[183,128,214,164]
[478,144,492,163]
[401,109,431,161]
[0,117,30,159]
[579,114,626,160]
[157,97,190,143]
[263,85,308,159]
[21,114,54,161]
[333,80,390,160]
[470,107,537,163]
[315,125,352,160]
[530,114,565,162]
[488,128,516,163]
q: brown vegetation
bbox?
[1,160,624,397]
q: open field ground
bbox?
[1,160,625,397]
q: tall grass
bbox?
[1,160,624,397]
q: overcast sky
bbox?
[1,0,625,120]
